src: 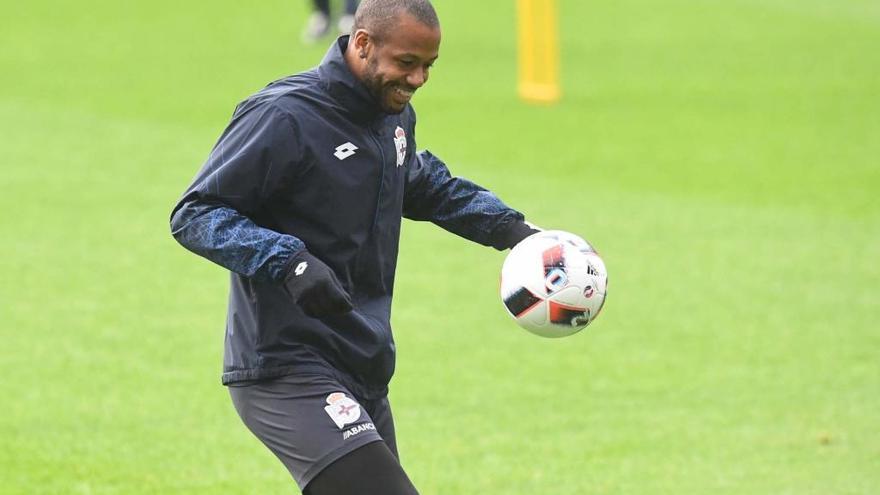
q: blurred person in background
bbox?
[302,0,360,43]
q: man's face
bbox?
[359,14,441,114]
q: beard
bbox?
[362,57,408,114]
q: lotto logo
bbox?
[334,142,358,160]
[294,261,308,276]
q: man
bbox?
[170,0,537,493]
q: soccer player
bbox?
[170,0,537,493]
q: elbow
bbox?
[169,206,186,242]
[169,199,201,245]
[169,198,230,253]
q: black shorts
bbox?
[228,373,397,489]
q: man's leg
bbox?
[338,0,358,34]
[365,395,399,457]
[303,0,332,43]
[304,441,419,495]
[313,0,331,16]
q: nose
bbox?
[406,67,428,88]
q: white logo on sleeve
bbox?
[393,126,407,167]
[294,261,308,276]
[324,392,362,429]
[334,142,358,160]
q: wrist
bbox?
[284,250,313,281]
[491,220,541,250]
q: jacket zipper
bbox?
[368,126,387,232]
[350,126,388,305]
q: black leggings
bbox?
[304,441,419,495]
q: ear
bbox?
[351,29,372,58]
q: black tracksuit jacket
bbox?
[170,37,525,398]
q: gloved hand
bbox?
[283,251,353,318]
[491,220,542,250]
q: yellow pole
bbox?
[517,0,561,104]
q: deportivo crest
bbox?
[393,126,407,167]
[323,392,362,429]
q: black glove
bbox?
[283,251,353,318]
[491,220,542,250]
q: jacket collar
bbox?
[318,36,384,122]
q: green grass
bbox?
[1,0,878,493]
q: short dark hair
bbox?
[352,0,440,41]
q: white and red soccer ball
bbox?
[500,230,608,338]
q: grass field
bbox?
[1,0,878,493]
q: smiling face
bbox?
[347,12,441,114]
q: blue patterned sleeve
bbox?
[170,201,304,282]
[402,150,525,248]
[169,100,305,282]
